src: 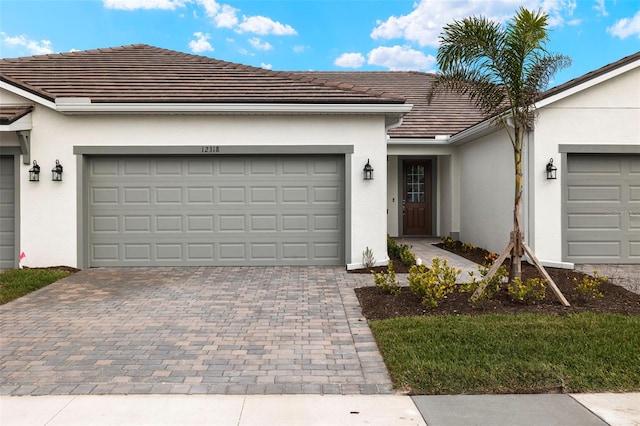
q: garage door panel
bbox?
[565,154,639,264]
[567,186,620,202]
[88,156,343,266]
[0,157,15,268]
[567,213,621,230]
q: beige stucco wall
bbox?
[1,92,391,268]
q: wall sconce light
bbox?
[28,160,40,182]
[546,158,557,180]
[363,159,374,180]
[51,159,63,181]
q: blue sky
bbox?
[1,0,639,87]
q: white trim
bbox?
[535,60,640,109]
[346,256,390,271]
[388,137,452,145]
[449,118,498,145]
[54,98,413,115]
[525,256,574,270]
[0,82,56,109]
[0,114,32,131]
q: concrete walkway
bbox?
[1,393,638,425]
[394,237,479,283]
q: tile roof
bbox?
[539,51,640,102]
[0,44,405,105]
[294,72,485,138]
[0,105,33,125]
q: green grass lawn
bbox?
[0,268,73,304]
[370,312,640,395]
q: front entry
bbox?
[402,160,431,235]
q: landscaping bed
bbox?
[356,241,640,320]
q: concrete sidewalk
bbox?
[1,393,638,425]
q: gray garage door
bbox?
[565,154,640,264]
[0,156,15,269]
[88,155,344,266]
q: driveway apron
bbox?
[0,267,392,396]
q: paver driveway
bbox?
[0,267,392,396]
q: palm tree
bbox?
[430,7,572,306]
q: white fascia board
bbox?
[448,118,499,146]
[0,114,32,131]
[387,137,451,145]
[55,98,414,115]
[536,60,640,109]
[0,81,56,110]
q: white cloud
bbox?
[248,37,273,51]
[214,4,239,28]
[2,33,54,55]
[293,45,308,54]
[371,0,579,47]
[237,16,297,35]
[188,32,214,53]
[367,45,435,71]
[592,0,607,16]
[334,52,365,68]
[260,62,272,70]
[103,0,187,10]
[607,10,640,39]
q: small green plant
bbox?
[574,271,605,299]
[440,235,456,249]
[462,242,477,252]
[387,235,416,266]
[399,245,416,266]
[484,252,499,266]
[461,260,508,301]
[372,260,401,296]
[508,277,547,303]
[362,246,375,268]
[408,258,461,309]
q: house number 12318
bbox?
[202,146,220,153]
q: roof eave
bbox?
[54,98,413,116]
[536,55,640,108]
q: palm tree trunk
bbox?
[510,147,524,282]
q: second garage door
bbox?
[565,154,640,264]
[88,155,344,266]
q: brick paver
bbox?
[0,267,392,395]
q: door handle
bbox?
[402,199,406,215]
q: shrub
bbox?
[462,242,477,252]
[574,271,605,299]
[362,247,375,268]
[440,235,456,249]
[372,260,401,296]
[508,277,547,303]
[399,245,416,266]
[461,263,508,301]
[408,258,461,309]
[387,235,416,266]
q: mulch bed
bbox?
[356,240,640,320]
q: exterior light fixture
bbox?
[29,160,40,182]
[546,158,557,180]
[51,159,63,181]
[363,159,374,180]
